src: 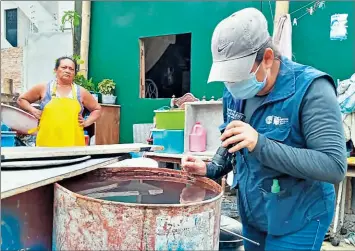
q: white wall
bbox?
[1,1,30,48]
[23,32,73,90]
[1,1,75,92]
[1,1,74,49]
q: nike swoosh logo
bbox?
[217,42,231,52]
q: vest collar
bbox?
[262,56,296,105]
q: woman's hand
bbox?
[181,155,207,176]
[78,114,86,127]
[30,107,42,120]
[220,120,259,153]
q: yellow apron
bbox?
[35,83,85,147]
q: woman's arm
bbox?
[250,77,347,184]
[81,88,101,127]
[17,83,45,119]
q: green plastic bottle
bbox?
[271,179,280,193]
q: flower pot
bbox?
[101,94,116,104]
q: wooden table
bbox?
[143,152,213,164]
[332,159,355,235]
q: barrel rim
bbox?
[55,167,224,208]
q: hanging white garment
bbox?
[272,14,292,60]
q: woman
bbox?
[17,56,101,147]
[182,8,347,251]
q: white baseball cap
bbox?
[208,8,271,83]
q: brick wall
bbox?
[1,47,23,93]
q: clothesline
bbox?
[268,1,326,27]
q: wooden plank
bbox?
[86,189,163,198]
[77,183,121,195]
[77,182,163,195]
[139,39,146,98]
[1,157,120,199]
[144,152,213,162]
[77,180,164,198]
[147,156,182,164]
[1,143,163,161]
[95,105,120,145]
[1,156,91,169]
[3,78,14,94]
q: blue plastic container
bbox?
[152,129,184,154]
[130,152,144,158]
[1,123,10,132]
[1,132,16,147]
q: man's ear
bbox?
[263,48,275,69]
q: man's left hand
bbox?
[220,120,259,153]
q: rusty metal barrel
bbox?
[52,167,223,250]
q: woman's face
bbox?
[55,59,75,83]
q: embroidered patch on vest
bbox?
[265,115,289,126]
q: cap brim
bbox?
[207,53,257,83]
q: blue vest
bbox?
[221,57,336,236]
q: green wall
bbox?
[262,1,354,80]
[89,1,260,143]
[89,1,354,143]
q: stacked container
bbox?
[152,108,185,154]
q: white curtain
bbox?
[144,35,176,73]
[272,14,292,60]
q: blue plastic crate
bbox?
[152,129,184,154]
[1,123,10,132]
[1,132,16,147]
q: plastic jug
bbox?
[189,122,207,152]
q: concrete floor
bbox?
[223,241,355,251]
[321,241,355,250]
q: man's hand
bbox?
[30,107,42,120]
[220,120,259,153]
[181,155,207,176]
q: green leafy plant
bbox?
[73,54,84,65]
[74,74,96,92]
[98,79,116,95]
[61,10,80,32]
[60,10,81,65]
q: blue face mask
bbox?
[224,64,267,100]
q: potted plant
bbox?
[98,79,117,104]
[74,73,99,101]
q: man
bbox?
[18,56,101,147]
[182,8,347,251]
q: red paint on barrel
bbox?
[53,167,223,250]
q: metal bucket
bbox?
[219,215,244,251]
[52,167,223,250]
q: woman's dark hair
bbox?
[54,56,78,73]
[255,38,281,63]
